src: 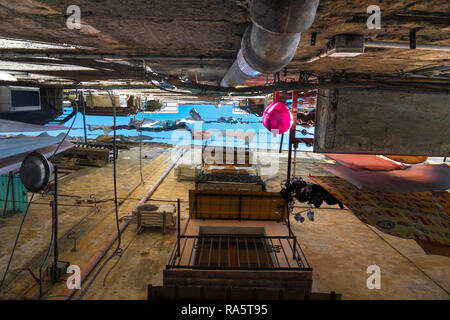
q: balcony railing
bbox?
[167,234,311,271]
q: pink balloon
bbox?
[262,102,293,134]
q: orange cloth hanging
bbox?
[384,155,428,164]
[324,153,407,171]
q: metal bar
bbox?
[3,172,11,217]
[187,238,195,266]
[227,237,230,267]
[293,144,297,177]
[285,236,300,265]
[245,237,250,267]
[198,236,205,266]
[181,235,295,239]
[52,166,59,283]
[177,198,181,258]
[287,90,298,179]
[0,51,234,61]
[80,91,88,145]
[279,238,291,268]
[208,236,213,267]
[167,242,177,267]
[253,237,260,268]
[10,173,15,214]
[294,238,311,268]
[292,236,296,260]
[166,234,310,270]
[167,265,311,271]
[268,237,280,268]
[279,132,284,153]
[178,237,188,266]
[236,237,240,267]
[261,238,272,267]
[218,235,221,267]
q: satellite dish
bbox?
[20,151,53,192]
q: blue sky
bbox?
[9,103,314,151]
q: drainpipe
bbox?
[221,0,320,87]
[58,147,186,300]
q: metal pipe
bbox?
[364,40,450,51]
[287,90,298,179]
[58,147,186,300]
[2,173,11,217]
[52,166,59,283]
[11,173,15,214]
[221,0,320,87]
[0,51,232,62]
[80,91,88,145]
[302,39,450,64]
[177,198,181,258]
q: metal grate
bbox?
[167,234,311,271]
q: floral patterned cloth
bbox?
[310,176,450,245]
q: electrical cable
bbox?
[37,98,79,298]
[0,193,35,293]
[49,99,79,160]
[139,110,144,184]
[0,98,78,296]
[76,88,122,300]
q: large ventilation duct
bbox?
[221,0,320,87]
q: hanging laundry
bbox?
[317,162,450,193]
[324,153,407,171]
[309,175,450,246]
[189,108,204,121]
[385,155,428,164]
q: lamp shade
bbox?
[19,151,53,192]
[262,102,293,134]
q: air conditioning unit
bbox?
[0,86,41,112]
[327,34,365,57]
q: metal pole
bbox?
[279,133,284,153]
[52,166,59,283]
[2,173,11,217]
[293,143,297,177]
[293,236,296,259]
[80,91,88,145]
[10,173,15,214]
[177,198,181,258]
[287,90,298,179]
